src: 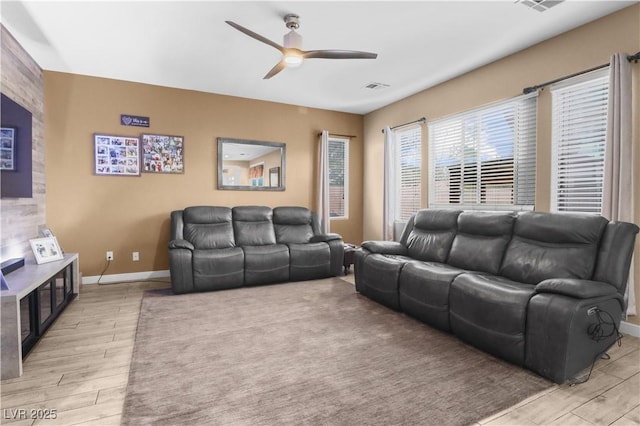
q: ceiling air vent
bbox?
[519,0,564,12]
[363,82,390,90]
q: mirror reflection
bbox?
[217,138,285,191]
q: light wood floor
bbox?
[1,278,638,426]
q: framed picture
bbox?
[29,237,64,264]
[40,227,54,238]
[94,133,141,176]
[1,127,16,171]
[141,133,184,173]
[249,162,264,187]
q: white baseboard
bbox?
[620,320,640,338]
[82,270,170,285]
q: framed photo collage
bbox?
[94,133,184,176]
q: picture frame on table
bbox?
[1,127,16,171]
[29,237,64,264]
[94,133,141,176]
[40,227,54,238]
[141,133,184,174]
[38,226,63,253]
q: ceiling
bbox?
[1,1,635,115]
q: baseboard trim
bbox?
[620,320,640,338]
[83,270,170,285]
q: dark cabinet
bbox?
[18,263,76,357]
[2,253,79,379]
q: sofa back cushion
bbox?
[232,206,276,246]
[447,212,515,274]
[273,207,315,244]
[406,210,461,262]
[500,211,608,284]
[182,206,235,249]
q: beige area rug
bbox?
[122,278,551,425]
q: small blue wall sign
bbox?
[120,114,150,127]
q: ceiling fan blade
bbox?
[303,50,378,60]
[263,60,287,79]
[226,21,284,53]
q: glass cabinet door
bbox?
[38,281,54,330]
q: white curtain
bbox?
[316,130,330,233]
[602,53,635,316]
[383,126,396,240]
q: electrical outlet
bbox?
[106,251,114,261]
[132,251,139,261]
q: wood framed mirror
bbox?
[217,138,285,191]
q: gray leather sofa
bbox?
[169,206,344,294]
[355,210,639,383]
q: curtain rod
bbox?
[381,117,426,133]
[522,51,640,94]
[317,132,357,138]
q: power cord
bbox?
[97,259,111,285]
[587,308,623,345]
[569,308,623,386]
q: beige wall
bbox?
[363,5,640,324]
[44,72,363,276]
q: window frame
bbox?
[327,136,349,220]
[392,125,422,222]
[428,93,537,211]
[550,68,609,214]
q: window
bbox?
[328,137,349,219]
[551,69,609,214]
[393,126,422,221]
[429,94,537,209]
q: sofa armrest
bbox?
[535,278,618,299]
[361,241,407,256]
[169,239,194,251]
[310,233,342,243]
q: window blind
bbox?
[394,126,422,221]
[551,69,609,214]
[429,93,537,209]
[328,137,349,219]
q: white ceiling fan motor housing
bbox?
[283,14,302,49]
[284,30,302,49]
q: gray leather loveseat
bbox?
[169,206,343,294]
[355,210,638,383]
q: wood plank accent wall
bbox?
[0,25,46,260]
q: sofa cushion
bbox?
[183,206,235,249]
[447,212,515,274]
[232,206,277,246]
[192,247,244,291]
[243,244,289,285]
[406,210,461,262]
[273,207,314,244]
[449,273,536,366]
[288,242,331,281]
[399,261,465,332]
[500,212,608,284]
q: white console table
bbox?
[1,253,79,379]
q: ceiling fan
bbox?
[226,14,378,79]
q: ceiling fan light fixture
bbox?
[284,53,303,67]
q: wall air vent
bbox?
[519,0,564,12]
[363,82,390,90]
